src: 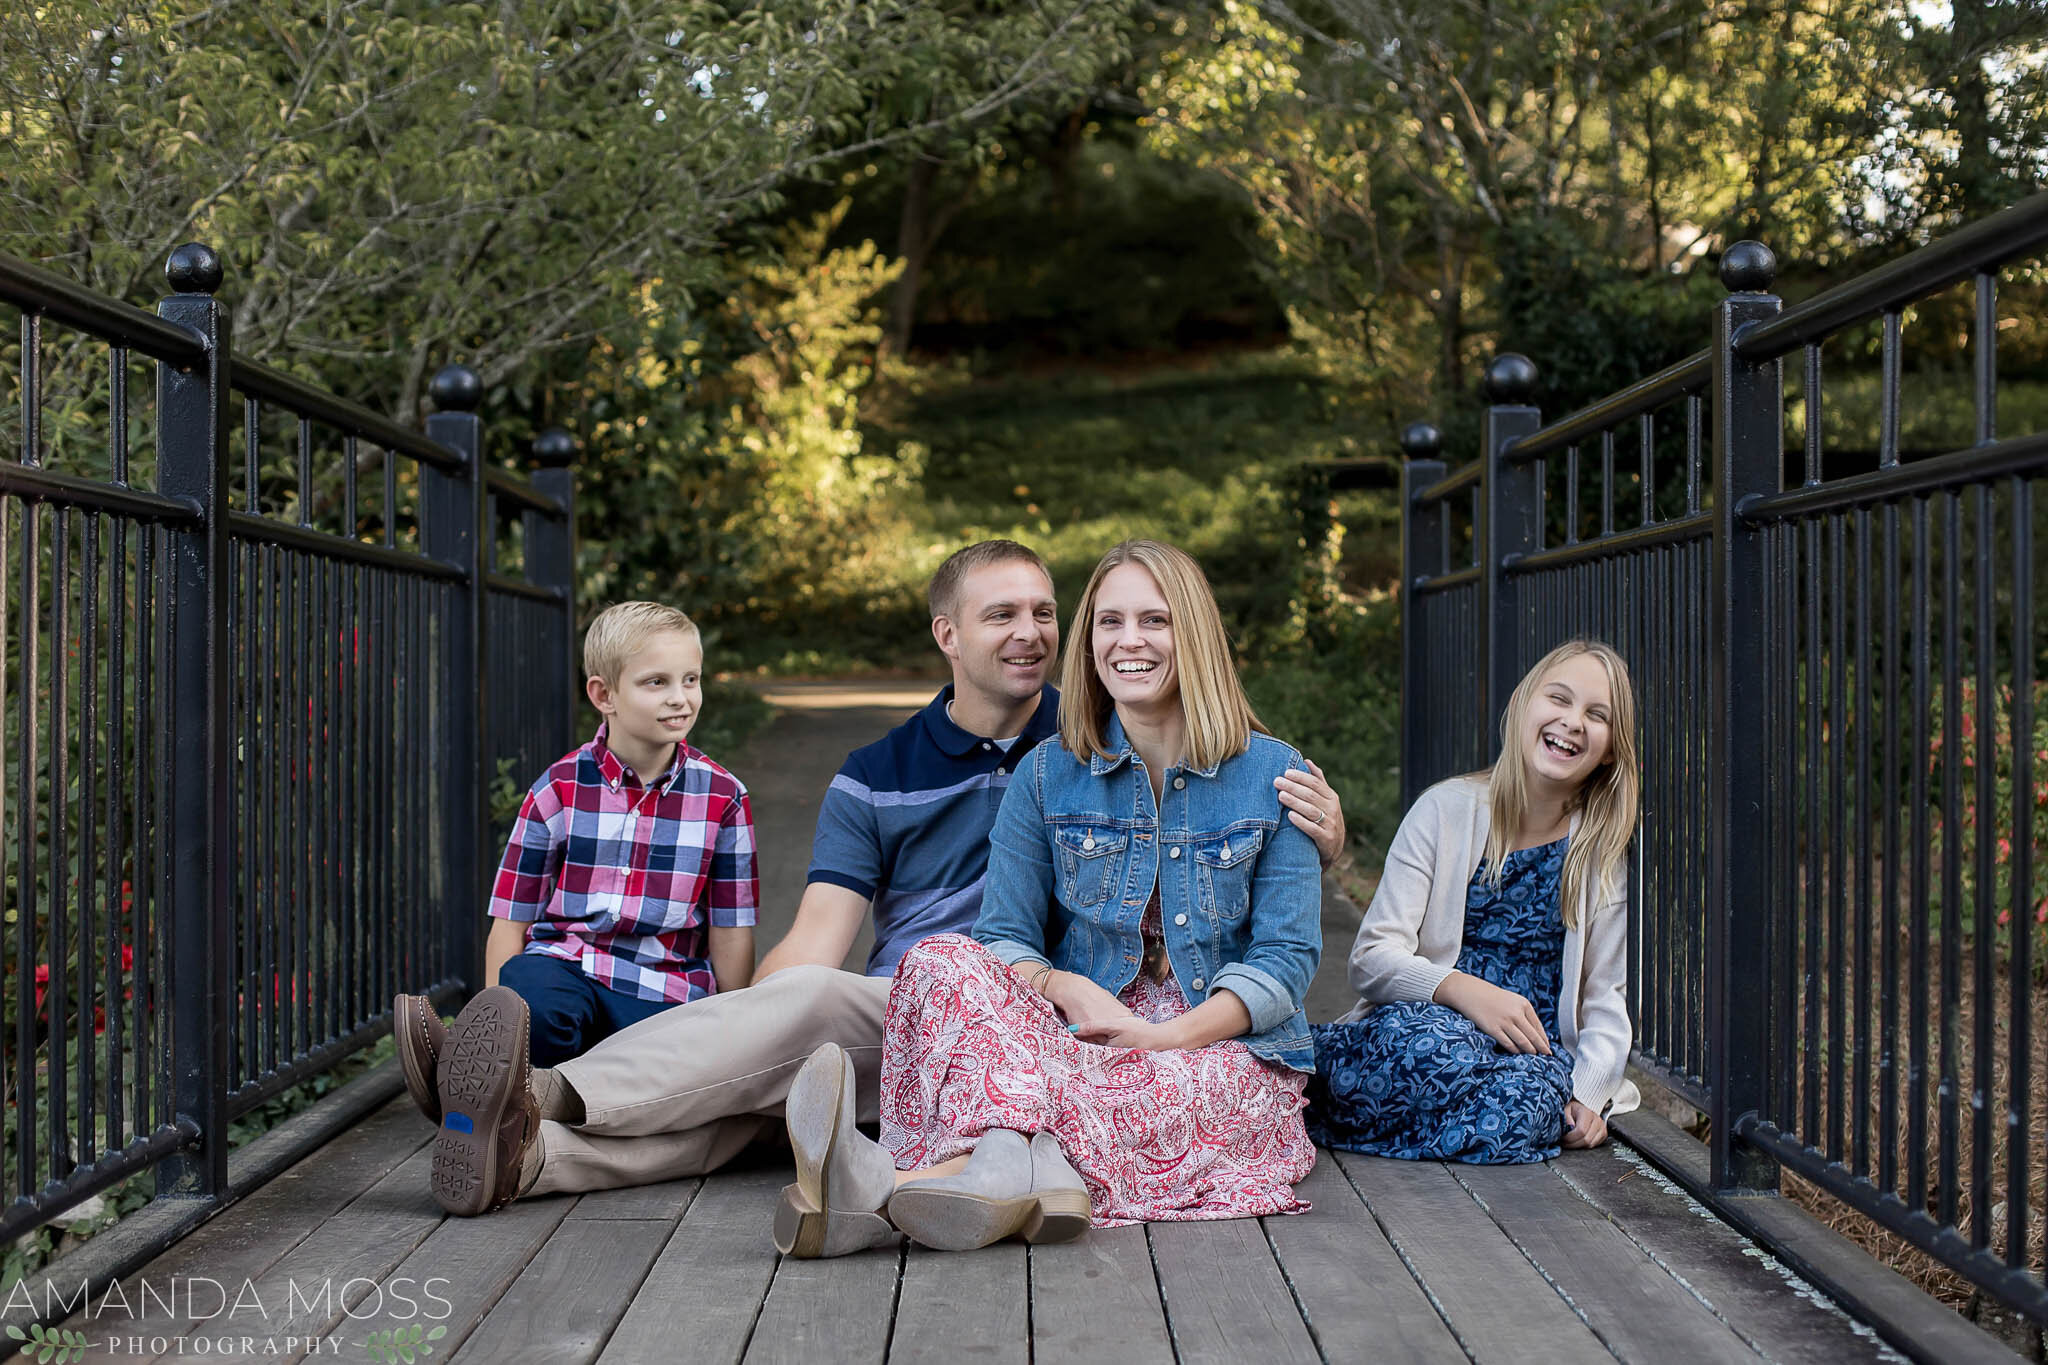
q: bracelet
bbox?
[1027,962,1057,995]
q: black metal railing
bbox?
[0,243,575,1247]
[1398,193,2048,1328]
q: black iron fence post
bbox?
[154,244,233,1198]
[1398,423,1445,809]
[1708,241,1785,1193]
[422,365,486,994]
[530,428,578,760]
[1480,354,1543,749]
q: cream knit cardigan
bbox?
[1334,775,1640,1116]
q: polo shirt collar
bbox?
[592,721,688,793]
[922,683,1060,757]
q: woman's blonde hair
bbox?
[1057,540,1267,769]
[1480,639,1639,929]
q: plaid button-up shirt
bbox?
[488,724,759,1004]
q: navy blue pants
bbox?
[498,954,682,1067]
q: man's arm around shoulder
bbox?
[755,882,870,980]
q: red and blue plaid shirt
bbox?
[489,723,759,1004]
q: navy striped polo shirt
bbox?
[808,683,1061,975]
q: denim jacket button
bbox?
[1169,847,1182,860]
[1191,977,1206,991]
[1174,913,1188,926]
[1172,776,1185,790]
[1083,836,1096,851]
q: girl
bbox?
[1307,639,1640,1163]
[776,539,1322,1255]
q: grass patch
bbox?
[735,351,1402,673]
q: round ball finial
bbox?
[532,427,577,468]
[165,243,223,295]
[1482,353,1539,405]
[1720,240,1777,293]
[1399,422,1443,461]
[429,364,483,412]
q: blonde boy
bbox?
[418,602,756,1078]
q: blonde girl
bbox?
[1306,640,1641,1161]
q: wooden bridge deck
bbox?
[57,1096,1904,1364]
[33,684,2021,1363]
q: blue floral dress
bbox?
[1306,836,1576,1163]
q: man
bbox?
[400,540,1347,1215]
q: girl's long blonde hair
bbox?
[1057,540,1267,769]
[1480,639,1639,928]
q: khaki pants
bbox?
[531,964,893,1196]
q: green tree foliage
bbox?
[1142,0,2046,427]
[0,0,1133,412]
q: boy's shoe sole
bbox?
[395,994,443,1123]
[430,987,535,1217]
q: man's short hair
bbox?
[927,540,1050,621]
[583,601,700,685]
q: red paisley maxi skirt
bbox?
[878,933,1315,1227]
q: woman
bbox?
[1307,639,1641,1163]
[774,539,1322,1256]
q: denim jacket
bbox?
[973,715,1322,1072]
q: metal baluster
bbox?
[1685,393,1702,517]
[1968,486,1994,1248]
[1908,496,1932,1213]
[105,507,127,1152]
[1804,344,1823,487]
[1804,518,1823,1148]
[1827,515,1848,1164]
[1566,444,1580,545]
[1938,492,1962,1230]
[49,506,72,1180]
[259,541,277,1074]
[16,497,40,1194]
[1600,430,1615,538]
[21,311,41,467]
[1973,274,1996,447]
[1639,413,1654,527]
[2005,475,2033,1271]
[344,435,359,541]
[1852,508,1873,1179]
[1879,312,1903,469]
[1880,501,1902,1197]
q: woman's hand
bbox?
[1275,760,1347,869]
[1562,1100,1608,1148]
[1043,970,1137,1028]
[1071,1016,1182,1050]
[1433,971,1553,1055]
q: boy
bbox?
[420,600,756,1082]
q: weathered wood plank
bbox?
[1615,1111,2025,1365]
[887,1241,1027,1364]
[1148,1215,1319,1365]
[1333,1151,1607,1364]
[305,1193,575,1363]
[1551,1145,1893,1365]
[1449,1158,1759,1365]
[451,1217,671,1364]
[53,1101,432,1345]
[1027,1225,1173,1365]
[743,1227,902,1365]
[566,1178,701,1222]
[600,1168,787,1365]
[1267,1154,1463,1363]
[136,1144,445,1364]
